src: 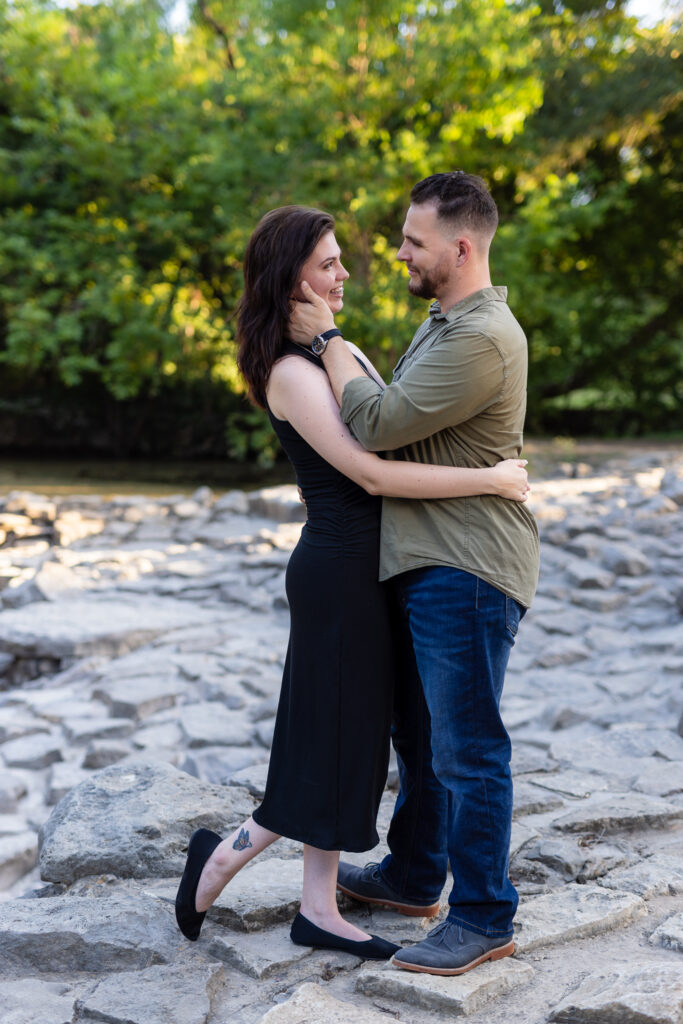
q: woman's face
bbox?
[294,231,349,314]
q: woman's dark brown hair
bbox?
[237,205,335,408]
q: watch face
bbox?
[312,336,325,354]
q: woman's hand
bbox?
[287,280,336,345]
[490,460,530,501]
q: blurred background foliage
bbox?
[0,0,680,463]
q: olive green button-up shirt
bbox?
[340,286,540,608]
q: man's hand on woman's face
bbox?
[287,280,336,345]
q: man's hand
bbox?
[288,280,336,346]
[490,459,531,502]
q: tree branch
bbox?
[196,1,236,71]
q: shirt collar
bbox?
[429,286,508,323]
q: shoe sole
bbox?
[336,882,440,919]
[392,939,515,976]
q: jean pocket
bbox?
[505,596,522,638]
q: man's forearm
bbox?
[320,336,367,405]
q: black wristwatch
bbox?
[311,328,342,355]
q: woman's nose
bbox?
[338,263,350,280]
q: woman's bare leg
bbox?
[299,845,371,941]
[195,816,279,912]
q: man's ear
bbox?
[454,237,472,266]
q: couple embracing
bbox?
[175,171,540,977]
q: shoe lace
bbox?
[363,862,382,881]
[427,921,463,944]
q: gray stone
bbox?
[0,979,74,1024]
[552,794,683,834]
[4,491,56,520]
[171,499,205,519]
[661,467,683,505]
[566,559,616,590]
[179,702,253,748]
[62,716,136,744]
[649,911,683,953]
[247,485,307,523]
[213,490,250,515]
[0,768,28,812]
[1,732,63,770]
[357,957,534,1014]
[550,727,683,773]
[46,760,90,805]
[548,963,683,1023]
[598,854,683,898]
[510,745,555,776]
[525,769,609,799]
[0,715,50,744]
[565,533,603,559]
[207,856,303,931]
[0,598,220,659]
[93,674,189,720]
[569,589,630,612]
[509,821,540,860]
[207,922,313,979]
[53,510,105,546]
[82,739,132,769]
[0,889,179,972]
[531,639,591,668]
[74,963,225,1024]
[601,541,652,576]
[0,830,38,887]
[514,884,646,952]
[257,983,392,1024]
[38,761,255,883]
[525,837,628,882]
[181,745,260,785]
[227,761,270,798]
[513,781,564,818]
[632,759,683,797]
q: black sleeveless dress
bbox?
[251,343,394,851]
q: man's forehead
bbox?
[402,202,446,239]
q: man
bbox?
[289,172,540,975]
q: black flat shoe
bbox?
[290,912,401,960]
[175,828,222,941]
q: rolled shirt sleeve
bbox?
[340,328,504,452]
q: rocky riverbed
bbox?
[0,448,682,1024]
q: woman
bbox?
[175,206,529,960]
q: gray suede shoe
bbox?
[392,920,514,975]
[337,861,440,918]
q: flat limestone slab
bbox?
[357,957,534,1015]
[207,922,313,978]
[257,982,391,1023]
[0,889,180,973]
[74,963,224,1024]
[2,978,75,1024]
[208,857,303,931]
[649,911,683,952]
[514,884,647,953]
[552,794,683,833]
[598,854,683,899]
[39,761,256,883]
[548,963,683,1023]
[0,598,223,659]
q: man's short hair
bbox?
[410,172,498,240]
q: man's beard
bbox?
[406,255,450,301]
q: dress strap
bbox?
[280,340,374,379]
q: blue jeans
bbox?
[380,566,524,937]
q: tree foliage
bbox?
[0,0,680,458]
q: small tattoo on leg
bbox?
[233,828,253,851]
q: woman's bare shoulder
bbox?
[267,351,329,418]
